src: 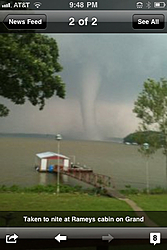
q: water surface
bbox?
[0,137,166,189]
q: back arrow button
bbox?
[55,234,67,243]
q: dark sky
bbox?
[1,34,167,140]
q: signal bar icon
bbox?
[1,3,11,8]
[34,2,42,8]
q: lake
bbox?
[0,136,166,190]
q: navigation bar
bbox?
[0,10,167,33]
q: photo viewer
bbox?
[0,0,167,249]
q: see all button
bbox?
[133,15,164,29]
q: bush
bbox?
[121,184,167,195]
[143,186,167,194]
[121,185,139,195]
[0,185,8,192]
[0,184,106,196]
[10,185,21,192]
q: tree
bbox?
[124,131,163,146]
[0,34,65,116]
[133,78,167,187]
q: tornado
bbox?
[80,65,101,140]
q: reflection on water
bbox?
[62,174,69,185]
[37,172,85,188]
[38,173,47,185]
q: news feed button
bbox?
[133,14,164,29]
[3,14,47,30]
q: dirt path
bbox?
[104,187,158,226]
[118,197,158,226]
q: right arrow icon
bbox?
[102,234,114,242]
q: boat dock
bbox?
[62,169,115,189]
[61,169,124,198]
[35,151,123,198]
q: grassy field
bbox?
[129,194,167,211]
[0,187,167,212]
[127,194,167,226]
[0,193,132,211]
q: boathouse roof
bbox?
[36,152,69,160]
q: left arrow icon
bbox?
[55,233,67,243]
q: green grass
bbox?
[129,194,167,211]
[0,193,132,211]
[1,192,166,227]
[128,194,167,226]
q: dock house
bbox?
[35,152,70,172]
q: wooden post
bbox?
[95,173,98,186]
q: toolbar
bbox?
[0,10,167,33]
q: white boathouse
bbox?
[35,152,70,172]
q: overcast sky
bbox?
[1,34,167,140]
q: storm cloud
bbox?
[1,34,167,140]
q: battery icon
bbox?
[154,2,166,8]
